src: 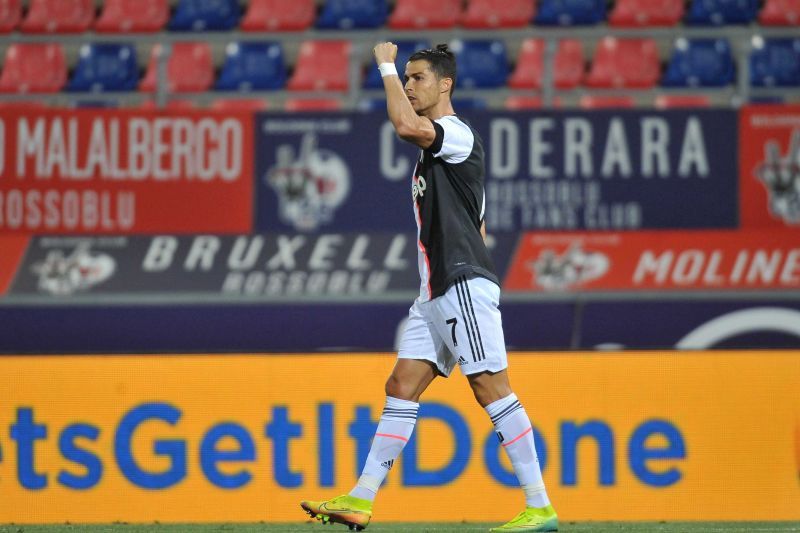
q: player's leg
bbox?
[431,276,557,532]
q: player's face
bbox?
[404,60,443,115]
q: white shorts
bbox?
[397,275,508,378]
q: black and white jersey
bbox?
[411,115,499,301]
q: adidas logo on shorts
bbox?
[457,356,468,366]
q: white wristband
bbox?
[378,62,398,78]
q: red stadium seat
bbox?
[20,0,94,33]
[461,0,535,28]
[241,0,315,31]
[585,37,660,88]
[609,0,684,26]
[504,95,562,109]
[95,0,169,33]
[509,38,584,89]
[759,0,800,25]
[287,40,351,92]
[579,95,636,108]
[139,43,214,93]
[0,0,21,33]
[654,94,711,108]
[285,98,342,111]
[211,98,269,111]
[388,0,462,29]
[0,43,66,93]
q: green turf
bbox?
[2,523,800,533]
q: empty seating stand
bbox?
[0,43,67,92]
[364,40,430,89]
[751,38,800,86]
[316,0,388,29]
[585,37,660,88]
[686,0,759,25]
[240,0,315,31]
[287,40,351,92]
[168,0,240,31]
[20,0,94,33]
[139,43,214,92]
[609,0,684,26]
[454,39,509,88]
[535,0,606,25]
[0,0,21,33]
[759,0,800,25]
[461,0,536,28]
[508,38,584,89]
[662,38,735,87]
[95,0,169,33]
[388,0,462,29]
[67,43,139,92]
[215,42,286,91]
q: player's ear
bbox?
[439,77,452,95]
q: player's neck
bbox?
[422,99,456,121]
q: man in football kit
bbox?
[300,43,557,532]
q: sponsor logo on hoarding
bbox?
[266,132,351,231]
[755,128,800,226]
[529,243,609,290]
[32,242,115,296]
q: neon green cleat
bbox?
[300,494,373,531]
[490,505,559,532]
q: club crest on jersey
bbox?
[412,175,427,201]
[266,133,351,231]
[32,243,116,296]
[755,128,800,226]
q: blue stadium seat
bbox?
[453,40,509,89]
[534,0,606,25]
[363,40,430,89]
[451,97,487,110]
[168,0,240,31]
[316,0,388,29]
[751,38,800,87]
[215,42,286,91]
[66,43,138,92]
[662,38,735,87]
[685,0,758,25]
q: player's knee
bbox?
[385,374,418,401]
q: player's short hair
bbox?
[408,44,457,96]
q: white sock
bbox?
[486,393,550,508]
[349,396,418,502]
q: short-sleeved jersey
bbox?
[411,115,499,301]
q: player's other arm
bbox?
[373,42,436,149]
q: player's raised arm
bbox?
[373,42,437,149]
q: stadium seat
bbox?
[508,38,584,89]
[654,94,712,108]
[215,42,286,91]
[0,43,66,93]
[66,43,139,92]
[285,98,342,111]
[287,40,351,92]
[534,0,606,25]
[662,38,735,87]
[20,0,94,33]
[686,0,758,25]
[388,0,462,29]
[585,37,660,88]
[579,95,636,108]
[139,43,214,93]
[240,0,315,31]
[95,0,169,33]
[211,98,269,111]
[750,38,800,87]
[461,0,536,28]
[364,40,429,89]
[316,0,388,29]
[0,0,21,33]
[609,0,683,26]
[168,0,240,31]
[759,0,800,25]
[453,40,509,88]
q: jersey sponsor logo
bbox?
[266,133,351,231]
[755,128,800,226]
[529,243,610,291]
[32,242,116,296]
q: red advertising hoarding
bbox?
[739,105,800,229]
[0,109,253,234]
[504,231,800,292]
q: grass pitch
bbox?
[1,523,800,532]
